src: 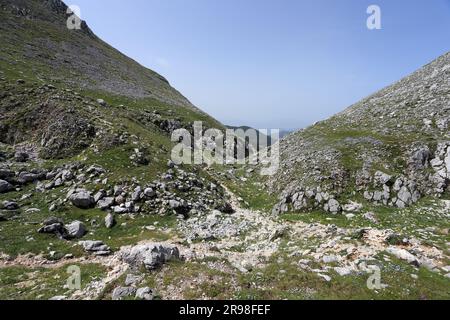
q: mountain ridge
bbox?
[0,0,210,113]
[267,51,449,215]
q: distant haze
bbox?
[73,0,450,129]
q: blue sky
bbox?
[72,0,450,129]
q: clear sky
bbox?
[71,0,450,129]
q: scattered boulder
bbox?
[143,187,156,198]
[112,287,136,300]
[324,199,341,214]
[269,226,289,241]
[216,202,235,214]
[97,99,107,106]
[65,221,87,239]
[79,240,111,256]
[2,201,18,210]
[334,266,353,276]
[132,187,142,202]
[385,233,409,246]
[168,199,190,216]
[113,206,129,214]
[69,190,95,209]
[386,247,420,266]
[374,171,393,186]
[125,274,143,287]
[0,169,14,180]
[94,190,106,203]
[363,212,379,224]
[130,149,149,165]
[98,197,115,210]
[113,185,123,196]
[105,213,115,229]
[18,172,41,184]
[14,151,29,162]
[120,243,180,271]
[0,179,13,193]
[38,218,67,240]
[135,287,154,300]
[343,201,363,212]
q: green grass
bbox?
[0,263,107,300]
[235,254,450,300]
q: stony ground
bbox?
[1,185,448,300]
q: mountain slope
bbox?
[0,0,231,267]
[0,0,203,109]
[268,52,450,214]
[0,0,223,159]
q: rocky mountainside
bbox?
[0,0,234,288]
[269,52,450,215]
[0,0,201,107]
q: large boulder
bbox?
[65,221,87,239]
[69,190,95,209]
[79,240,111,256]
[0,179,13,193]
[120,243,180,271]
[18,172,42,184]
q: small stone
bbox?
[97,99,107,106]
[69,190,95,209]
[105,213,115,229]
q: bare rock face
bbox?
[120,243,181,271]
[40,110,96,159]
